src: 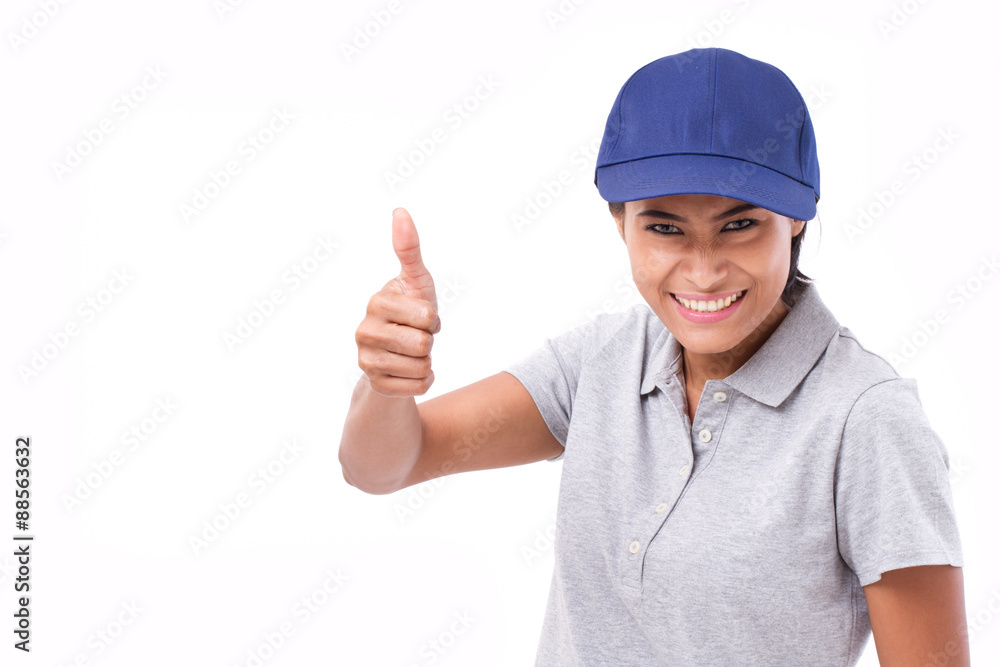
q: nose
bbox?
[682,247,728,290]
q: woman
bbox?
[341,47,968,665]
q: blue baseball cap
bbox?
[595,47,820,222]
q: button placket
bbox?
[625,382,732,608]
[689,382,731,471]
[623,382,701,606]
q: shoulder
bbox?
[815,327,938,442]
[550,302,657,353]
[812,324,910,400]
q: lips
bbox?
[671,289,745,313]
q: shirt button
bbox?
[655,503,668,513]
[698,429,712,443]
[629,540,640,554]
[678,464,690,477]
[713,391,727,402]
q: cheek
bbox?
[628,245,675,288]
[764,236,792,280]
[741,233,791,284]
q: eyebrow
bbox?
[635,202,761,222]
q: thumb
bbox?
[391,208,438,310]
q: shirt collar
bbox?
[639,281,841,407]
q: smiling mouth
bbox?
[671,290,745,313]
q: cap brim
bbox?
[596,153,816,221]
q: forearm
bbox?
[339,374,424,494]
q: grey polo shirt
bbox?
[503,280,964,666]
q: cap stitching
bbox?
[606,64,649,162]
[601,152,816,190]
[772,68,813,186]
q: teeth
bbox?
[673,290,744,313]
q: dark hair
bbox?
[608,199,817,309]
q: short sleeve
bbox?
[834,377,964,586]
[502,318,598,462]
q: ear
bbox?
[792,218,806,237]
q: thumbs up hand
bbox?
[356,208,441,397]
[389,207,439,321]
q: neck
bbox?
[682,296,791,390]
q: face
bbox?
[616,194,805,358]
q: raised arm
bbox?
[339,209,562,495]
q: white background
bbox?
[1,0,997,665]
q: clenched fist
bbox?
[355,208,441,397]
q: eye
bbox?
[645,218,759,235]
[724,218,758,231]
[646,223,681,234]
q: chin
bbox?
[666,306,749,346]
[672,333,740,356]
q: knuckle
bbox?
[417,304,435,327]
[415,330,434,356]
[369,349,392,373]
[418,356,432,376]
[355,321,378,348]
[366,292,380,315]
[357,350,373,373]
